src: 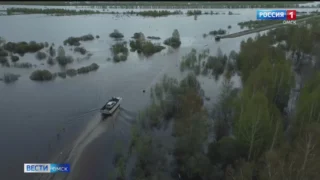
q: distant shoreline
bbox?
[0,1,315,8]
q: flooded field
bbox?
[0,5,317,180]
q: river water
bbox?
[0,6,317,180]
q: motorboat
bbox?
[100,97,122,115]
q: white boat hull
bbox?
[100,97,122,115]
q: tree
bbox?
[212,78,236,141]
[172,29,180,40]
[57,46,65,57]
[294,73,320,134]
[234,91,273,160]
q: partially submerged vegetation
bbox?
[147,36,161,40]
[3,41,44,56]
[110,41,129,62]
[180,48,231,79]
[126,19,320,180]
[0,57,9,67]
[163,29,181,48]
[55,46,74,66]
[1,73,20,83]
[209,29,227,36]
[77,63,99,74]
[35,51,47,60]
[30,69,53,81]
[63,34,94,46]
[74,47,87,55]
[7,8,100,15]
[129,32,165,57]
[186,10,202,16]
[109,29,124,39]
[133,10,182,17]
[13,62,33,68]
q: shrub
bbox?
[11,55,19,62]
[57,72,66,79]
[36,51,47,60]
[0,57,9,67]
[14,62,32,68]
[132,32,143,39]
[74,47,87,55]
[3,73,20,83]
[209,29,226,36]
[66,69,77,77]
[113,53,128,62]
[228,25,232,29]
[111,42,128,55]
[130,40,165,56]
[3,41,44,56]
[47,57,55,65]
[163,37,181,48]
[77,63,99,74]
[49,46,56,57]
[30,70,53,81]
[63,34,94,46]
[0,50,8,57]
[13,62,32,68]
[96,35,100,38]
[56,55,74,66]
[147,36,161,40]
[109,29,124,39]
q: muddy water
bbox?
[0,7,284,180]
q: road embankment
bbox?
[220,15,320,39]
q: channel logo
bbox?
[257,10,296,20]
[24,163,70,173]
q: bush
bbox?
[163,37,181,48]
[56,55,74,66]
[209,29,227,36]
[228,25,232,29]
[13,62,32,68]
[74,47,87,55]
[96,35,100,38]
[63,34,94,46]
[11,55,19,62]
[130,40,165,56]
[57,72,66,79]
[2,73,20,83]
[132,32,144,39]
[109,29,124,39]
[147,36,161,40]
[77,63,99,74]
[30,70,53,81]
[49,46,56,57]
[66,69,77,77]
[3,41,44,56]
[47,57,55,65]
[0,57,9,67]
[36,51,47,60]
[111,42,128,55]
[0,50,8,57]
[113,53,128,62]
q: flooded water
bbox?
[0,6,315,180]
